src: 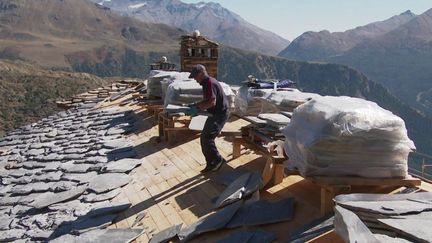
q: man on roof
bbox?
[189,64,229,173]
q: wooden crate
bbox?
[158,112,194,144]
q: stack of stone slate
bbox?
[56,80,141,109]
[164,79,236,110]
[234,86,320,116]
[148,70,187,99]
[0,104,143,241]
[282,96,416,178]
[334,192,432,243]
[257,113,291,129]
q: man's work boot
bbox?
[200,163,214,173]
[211,158,226,172]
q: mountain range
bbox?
[279,10,416,60]
[0,0,431,155]
[91,0,290,55]
[279,9,432,117]
[0,0,184,71]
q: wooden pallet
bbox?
[147,105,164,124]
[305,176,422,216]
[158,112,194,144]
[233,125,287,188]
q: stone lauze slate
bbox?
[227,198,295,228]
[334,205,380,243]
[149,224,183,243]
[82,188,122,203]
[50,229,144,243]
[378,218,432,242]
[178,201,243,242]
[214,172,262,209]
[217,230,277,243]
[88,173,132,194]
[31,186,88,209]
[102,158,142,173]
[333,193,432,242]
[0,105,140,242]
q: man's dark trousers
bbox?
[200,111,229,165]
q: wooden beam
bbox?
[262,157,275,187]
[308,176,421,187]
[232,137,242,159]
[307,230,344,243]
[274,164,285,185]
[320,187,335,216]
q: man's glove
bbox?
[187,102,198,117]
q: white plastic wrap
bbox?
[164,78,236,109]
[160,78,171,100]
[221,82,236,110]
[164,80,203,106]
[147,70,191,98]
[234,86,320,116]
[282,96,416,178]
[267,140,286,158]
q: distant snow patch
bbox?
[129,3,147,9]
[98,0,111,5]
[194,2,207,8]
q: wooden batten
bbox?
[180,34,219,78]
[150,62,177,71]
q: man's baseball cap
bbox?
[189,64,206,78]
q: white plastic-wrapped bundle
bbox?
[235,87,274,115]
[164,80,203,106]
[147,71,191,98]
[220,82,236,110]
[164,79,236,108]
[234,86,320,116]
[282,96,416,178]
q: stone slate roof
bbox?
[0,102,143,241]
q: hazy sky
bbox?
[183,0,432,40]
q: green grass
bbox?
[0,60,112,135]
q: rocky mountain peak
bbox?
[400,10,415,16]
[192,1,217,7]
[91,0,289,55]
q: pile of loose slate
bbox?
[149,199,294,242]
[0,104,144,242]
[257,113,291,129]
[235,85,320,116]
[289,215,334,243]
[334,192,432,243]
[243,113,291,130]
[148,171,295,243]
[57,81,141,109]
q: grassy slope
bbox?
[0,60,111,135]
[0,0,184,135]
[0,0,183,70]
